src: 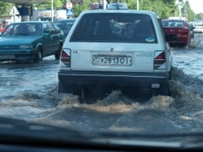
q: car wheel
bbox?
[55,44,62,60]
[73,88,83,103]
[160,68,172,96]
[161,83,170,96]
[169,67,173,80]
[34,47,43,63]
[185,45,189,49]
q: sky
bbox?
[187,0,203,14]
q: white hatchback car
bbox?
[58,3,173,101]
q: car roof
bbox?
[79,9,158,16]
[10,21,52,25]
[54,19,75,22]
[162,19,185,22]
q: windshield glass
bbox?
[161,20,184,27]
[1,0,203,151]
[70,13,157,43]
[1,23,42,37]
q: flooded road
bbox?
[1,37,203,134]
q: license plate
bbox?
[0,55,15,59]
[93,55,132,66]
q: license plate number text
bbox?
[93,56,132,66]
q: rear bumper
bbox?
[58,70,170,93]
[0,50,36,62]
[166,34,189,45]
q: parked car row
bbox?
[0,18,75,63]
[0,16,199,64]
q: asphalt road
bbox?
[0,35,203,135]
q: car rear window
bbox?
[70,13,157,43]
[162,20,184,27]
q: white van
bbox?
[58,3,173,101]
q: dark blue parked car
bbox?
[53,19,75,38]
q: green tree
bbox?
[34,0,95,17]
[196,13,203,22]
[0,0,198,21]
[182,1,195,21]
[34,0,63,10]
[72,0,100,17]
[128,0,176,19]
[0,2,13,15]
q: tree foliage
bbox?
[0,2,13,16]
[0,0,200,21]
[34,0,63,10]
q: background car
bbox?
[0,26,4,35]
[0,21,64,63]
[187,22,195,39]
[53,18,75,38]
[0,22,7,35]
[161,19,191,47]
[193,23,203,33]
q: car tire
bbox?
[72,88,85,103]
[169,67,173,80]
[161,68,173,96]
[34,47,43,63]
[161,83,170,96]
[185,45,189,49]
[55,44,62,60]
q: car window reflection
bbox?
[1,23,43,37]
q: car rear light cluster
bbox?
[60,50,70,67]
[178,29,188,33]
[154,51,166,70]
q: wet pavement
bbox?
[1,34,203,135]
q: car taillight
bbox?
[60,50,70,67]
[178,29,188,33]
[154,51,166,70]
